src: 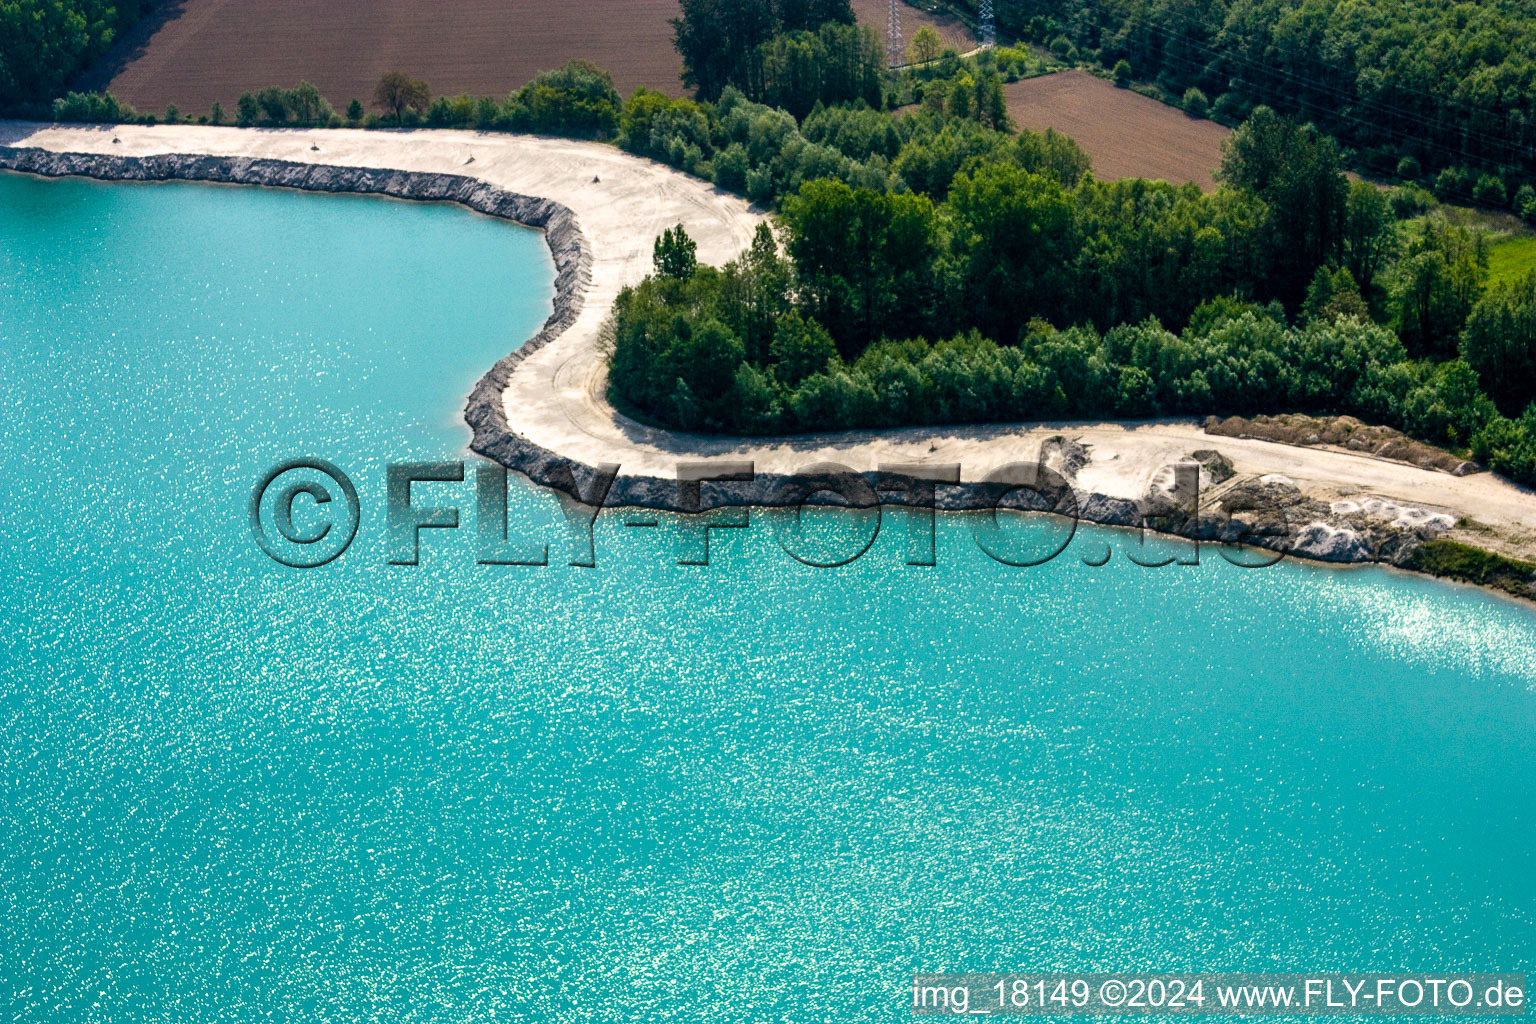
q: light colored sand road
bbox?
[7,123,1536,561]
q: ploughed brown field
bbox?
[849,0,977,58]
[1004,70,1230,189]
[91,0,973,117]
[92,0,688,116]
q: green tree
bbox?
[1394,224,1489,358]
[1434,166,1471,202]
[781,179,943,351]
[236,93,258,127]
[1219,107,1348,305]
[1341,179,1398,299]
[1303,266,1368,323]
[346,99,364,123]
[1013,128,1090,187]
[512,60,622,138]
[1461,274,1536,415]
[1182,87,1209,118]
[662,318,747,428]
[770,310,837,384]
[209,100,224,125]
[670,0,851,102]
[1112,59,1132,86]
[976,72,1010,131]
[288,80,329,124]
[909,26,943,65]
[1473,174,1509,209]
[255,86,289,124]
[947,76,973,119]
[948,163,1074,343]
[654,225,699,281]
[1516,185,1536,225]
[373,71,430,124]
[0,0,152,107]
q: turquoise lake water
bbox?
[2,172,1535,1022]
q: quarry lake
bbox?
[3,173,1534,1022]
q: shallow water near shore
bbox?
[3,173,1535,1022]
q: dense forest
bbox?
[0,0,149,108]
[964,0,1536,209]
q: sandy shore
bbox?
[4,122,1535,565]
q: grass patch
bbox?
[1489,233,1536,285]
[1405,539,1536,601]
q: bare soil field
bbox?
[850,0,976,57]
[1004,70,1229,189]
[87,0,687,116]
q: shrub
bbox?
[210,100,224,125]
[1112,59,1132,86]
[1389,183,1435,219]
[473,96,499,129]
[714,143,749,193]
[1433,166,1471,202]
[346,99,364,123]
[426,96,454,127]
[51,91,137,124]
[1182,87,1209,118]
[1049,35,1076,61]
[255,86,289,124]
[1473,174,1509,208]
[1406,540,1536,602]
[1517,184,1536,225]
[236,93,258,127]
[1211,92,1247,122]
[1396,155,1421,181]
[511,60,621,138]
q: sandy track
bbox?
[1004,70,1230,189]
[5,123,1535,561]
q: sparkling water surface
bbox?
[2,173,1534,1022]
